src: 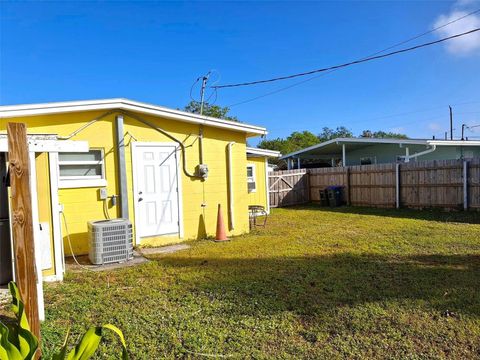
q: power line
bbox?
[266,100,480,131]
[213,28,480,89]
[227,9,480,107]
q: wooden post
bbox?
[7,123,41,345]
[463,160,468,211]
[395,163,400,209]
[305,169,312,202]
[345,166,351,206]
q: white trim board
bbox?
[0,98,268,137]
[246,147,281,158]
[28,152,45,321]
[0,137,88,153]
[48,152,64,281]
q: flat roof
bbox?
[0,98,268,137]
[246,147,281,158]
[281,137,480,159]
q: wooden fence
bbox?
[268,169,309,207]
[269,158,480,210]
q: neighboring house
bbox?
[246,147,281,213]
[0,98,272,283]
[281,137,480,169]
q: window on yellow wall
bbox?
[58,149,107,188]
[247,164,256,193]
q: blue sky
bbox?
[1,1,479,145]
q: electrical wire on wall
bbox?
[60,211,98,271]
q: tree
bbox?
[360,130,408,139]
[257,137,287,153]
[184,101,239,122]
[258,131,320,155]
[284,131,320,153]
[318,126,353,142]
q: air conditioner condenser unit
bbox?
[88,219,133,265]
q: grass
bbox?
[8,206,480,358]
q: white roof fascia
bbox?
[246,147,281,158]
[428,140,480,146]
[0,98,268,137]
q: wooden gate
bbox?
[268,169,309,207]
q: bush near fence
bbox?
[269,158,480,210]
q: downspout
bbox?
[227,142,235,230]
[406,145,437,161]
[115,115,129,219]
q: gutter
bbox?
[405,145,437,162]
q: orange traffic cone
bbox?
[215,204,229,242]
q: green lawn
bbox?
[36,207,480,358]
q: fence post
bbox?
[463,160,468,210]
[306,169,310,202]
[7,123,41,353]
[395,163,400,209]
[345,166,351,206]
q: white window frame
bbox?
[58,149,107,188]
[247,163,256,193]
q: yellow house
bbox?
[0,98,277,284]
[246,147,281,214]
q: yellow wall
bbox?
[245,156,268,209]
[1,110,251,255]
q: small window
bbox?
[58,149,106,188]
[247,164,256,193]
[463,150,474,159]
[360,156,376,165]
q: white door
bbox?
[134,144,180,238]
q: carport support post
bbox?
[7,122,41,356]
[115,115,129,219]
[297,157,301,169]
[463,160,468,210]
[342,144,346,166]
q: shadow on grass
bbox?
[154,252,480,318]
[280,203,480,224]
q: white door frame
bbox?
[131,142,184,245]
[28,152,45,321]
[48,152,64,281]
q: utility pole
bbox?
[199,71,211,116]
[444,131,448,140]
[449,106,453,140]
[198,71,211,166]
[462,124,466,141]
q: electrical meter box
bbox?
[196,164,209,179]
